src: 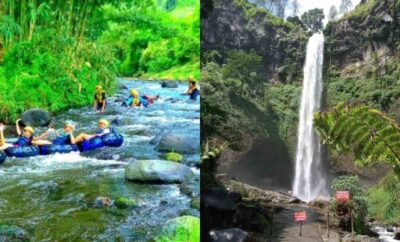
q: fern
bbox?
[314,103,400,178]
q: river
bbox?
[0,79,200,241]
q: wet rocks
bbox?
[125,160,193,184]
[179,178,200,198]
[114,197,137,209]
[341,234,379,242]
[155,134,200,154]
[202,187,236,212]
[161,81,178,88]
[111,118,124,126]
[93,197,113,208]
[157,216,200,241]
[0,224,28,241]
[163,152,183,163]
[179,209,198,217]
[190,196,200,210]
[209,228,248,242]
[21,108,52,127]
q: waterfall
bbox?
[292,33,327,202]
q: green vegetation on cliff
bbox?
[368,173,400,224]
[202,0,308,152]
[322,0,400,225]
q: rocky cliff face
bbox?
[201,0,308,192]
[324,0,400,77]
[201,0,308,83]
[323,0,400,186]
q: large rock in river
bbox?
[125,160,193,183]
[0,224,29,241]
[161,81,178,88]
[21,108,52,127]
[209,228,248,242]
[155,134,200,154]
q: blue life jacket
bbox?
[140,96,149,107]
[190,89,200,100]
[53,132,72,145]
[96,127,113,136]
[13,136,33,146]
[124,96,133,106]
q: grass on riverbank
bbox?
[140,61,200,81]
[368,173,400,224]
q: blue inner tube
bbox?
[1,133,124,159]
[0,151,6,164]
[39,144,79,155]
[77,136,105,152]
[101,133,124,147]
[5,146,40,158]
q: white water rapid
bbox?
[292,33,327,202]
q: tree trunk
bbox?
[28,0,37,41]
[67,0,74,35]
[20,0,28,40]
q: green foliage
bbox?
[314,103,400,176]
[301,8,324,33]
[344,0,375,19]
[330,175,369,234]
[0,0,199,122]
[222,50,262,95]
[0,29,117,122]
[325,74,400,111]
[97,0,199,78]
[157,216,200,242]
[368,173,400,224]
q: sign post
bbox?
[294,211,307,236]
[326,207,330,238]
[335,191,353,237]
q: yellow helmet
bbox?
[96,85,102,90]
[130,89,139,98]
[24,126,34,134]
[98,119,109,127]
[64,122,75,131]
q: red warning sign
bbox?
[336,191,350,203]
[294,211,307,222]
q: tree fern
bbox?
[314,103,400,178]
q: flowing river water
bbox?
[0,79,200,241]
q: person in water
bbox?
[32,122,76,145]
[74,119,112,143]
[122,89,159,107]
[94,85,106,112]
[0,119,35,150]
[183,76,200,100]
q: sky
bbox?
[288,0,362,24]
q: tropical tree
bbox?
[301,8,324,33]
[340,0,353,14]
[313,103,400,178]
[328,5,338,22]
[222,50,262,96]
[291,0,299,17]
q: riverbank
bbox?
[202,175,392,242]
